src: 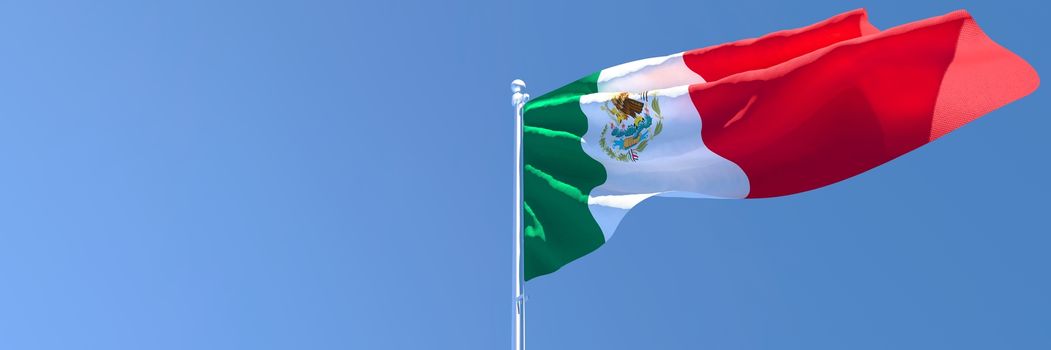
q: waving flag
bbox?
[522,9,1038,281]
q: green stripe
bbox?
[523,125,580,142]
[523,72,607,281]
[522,201,545,241]
[524,164,588,202]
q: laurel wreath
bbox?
[598,124,630,162]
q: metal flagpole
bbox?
[511,79,529,350]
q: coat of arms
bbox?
[598,92,664,162]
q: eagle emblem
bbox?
[598,92,664,162]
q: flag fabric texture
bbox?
[522,9,1039,281]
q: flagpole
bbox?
[511,79,529,350]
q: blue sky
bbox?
[0,0,1047,349]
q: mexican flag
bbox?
[522,9,1038,281]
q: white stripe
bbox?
[579,85,749,240]
[596,52,706,93]
[588,192,661,209]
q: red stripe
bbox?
[683,9,879,82]
[689,11,1038,198]
[929,18,1040,140]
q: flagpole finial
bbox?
[512,79,529,108]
